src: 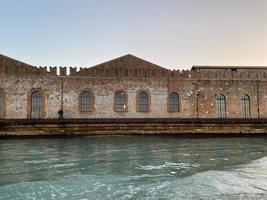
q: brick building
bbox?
[0,53,267,120]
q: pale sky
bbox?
[0,0,266,70]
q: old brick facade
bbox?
[0,53,267,119]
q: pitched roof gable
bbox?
[0,54,49,76]
[76,54,170,77]
[0,54,32,67]
[88,54,168,71]
[0,53,172,77]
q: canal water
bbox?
[0,136,266,200]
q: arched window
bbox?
[0,90,4,118]
[216,94,226,118]
[169,92,179,112]
[31,91,41,118]
[241,94,251,118]
[115,91,126,112]
[81,91,92,112]
[138,92,149,112]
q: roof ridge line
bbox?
[0,53,32,66]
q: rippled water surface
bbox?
[0,136,266,199]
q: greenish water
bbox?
[0,136,266,200]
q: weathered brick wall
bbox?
[197,80,259,118]
[1,53,267,119]
[1,76,170,119]
[0,77,62,118]
[258,81,267,118]
[1,75,266,119]
[62,77,169,118]
[167,80,196,118]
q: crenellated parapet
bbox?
[74,67,171,78]
[0,53,52,76]
[1,53,267,81]
[3,64,267,81]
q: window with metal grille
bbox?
[0,90,3,118]
[169,92,179,112]
[241,94,251,118]
[31,91,41,118]
[115,91,126,112]
[138,92,149,112]
[216,94,226,118]
[81,91,92,112]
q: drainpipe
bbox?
[196,84,199,119]
[256,79,260,118]
[192,82,199,119]
[61,78,63,110]
[58,77,64,119]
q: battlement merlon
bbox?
[1,53,267,80]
